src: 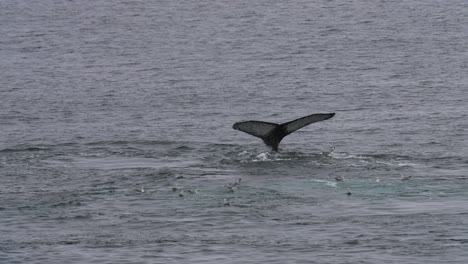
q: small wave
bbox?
[84,139,178,146]
[51,200,82,208]
[171,145,194,151]
[45,157,200,170]
[0,146,49,153]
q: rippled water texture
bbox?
[1,0,467,263]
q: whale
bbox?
[232,113,335,151]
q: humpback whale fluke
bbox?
[232,113,335,151]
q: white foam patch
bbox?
[311,179,337,187]
[330,151,417,168]
[252,152,292,162]
[255,152,271,161]
[329,152,362,160]
[238,150,293,163]
[396,162,416,167]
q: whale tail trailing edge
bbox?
[232,113,335,151]
[281,113,335,135]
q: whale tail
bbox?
[232,113,335,151]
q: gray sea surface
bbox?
[1,0,468,263]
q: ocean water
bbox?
[1,0,467,263]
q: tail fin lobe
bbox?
[232,121,279,139]
[281,113,335,135]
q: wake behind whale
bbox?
[233,113,335,151]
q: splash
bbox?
[254,152,275,162]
